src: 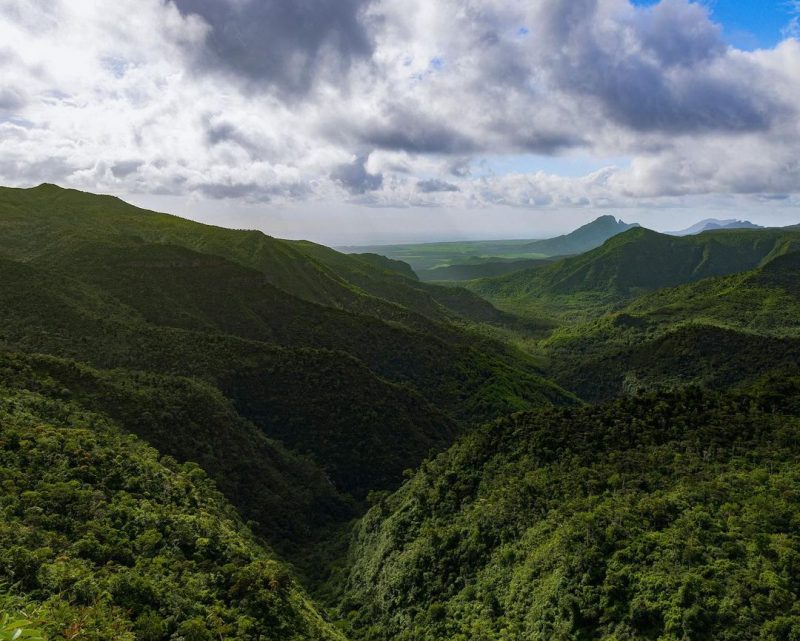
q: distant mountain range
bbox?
[667,218,763,236]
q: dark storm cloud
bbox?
[171,0,374,95]
[353,108,477,154]
[331,156,383,194]
[417,179,459,193]
[203,118,262,156]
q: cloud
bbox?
[0,0,799,220]
[0,87,25,111]
[171,0,374,96]
[110,159,144,178]
[331,155,384,194]
[417,179,459,193]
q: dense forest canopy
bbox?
[1,185,799,640]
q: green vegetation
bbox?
[337,239,549,273]
[340,388,800,641]
[3,183,800,639]
[467,225,800,322]
[0,382,344,641]
[544,250,800,401]
[0,614,44,641]
[0,185,576,503]
[418,257,555,282]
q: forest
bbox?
[1,184,799,640]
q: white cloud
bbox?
[0,0,798,235]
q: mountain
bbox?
[519,214,640,256]
[468,226,800,321]
[545,249,800,401]
[0,184,575,524]
[338,216,638,277]
[5,182,800,641]
[668,218,763,236]
[0,374,345,641]
[339,387,800,641]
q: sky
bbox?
[1,0,799,245]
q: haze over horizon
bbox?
[2,0,800,244]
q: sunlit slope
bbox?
[341,388,800,641]
[0,183,509,327]
[469,226,800,321]
[545,250,800,400]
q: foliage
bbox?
[0,384,345,641]
[0,185,576,502]
[544,250,800,400]
[0,613,44,640]
[340,388,800,641]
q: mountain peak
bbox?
[524,215,641,256]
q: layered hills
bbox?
[668,218,763,235]
[467,226,800,321]
[3,184,800,641]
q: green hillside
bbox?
[4,183,800,641]
[0,351,352,547]
[468,226,800,322]
[340,388,800,641]
[0,184,508,329]
[0,184,575,512]
[0,255,463,500]
[544,250,800,401]
[0,380,345,641]
[418,257,555,282]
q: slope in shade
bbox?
[0,383,346,641]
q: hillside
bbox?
[418,257,556,282]
[0,379,345,641]
[468,226,800,321]
[340,387,800,641]
[0,184,508,330]
[543,250,800,401]
[0,185,575,521]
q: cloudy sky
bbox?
[1,0,799,244]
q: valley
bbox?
[1,185,799,640]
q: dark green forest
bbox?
[2,184,799,640]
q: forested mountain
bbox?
[3,184,800,641]
[467,226,800,321]
[544,249,800,401]
[340,387,800,641]
[0,371,345,641]
[0,185,574,504]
